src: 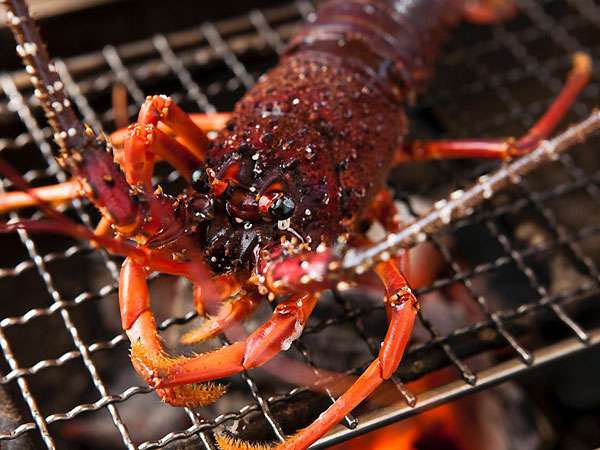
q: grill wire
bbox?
[1,0,600,448]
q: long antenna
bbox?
[2,0,101,157]
[1,0,141,226]
[341,110,600,274]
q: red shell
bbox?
[206,0,463,249]
[207,53,406,245]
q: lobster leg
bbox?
[396,52,591,162]
[117,96,217,188]
[119,257,227,407]
[463,0,516,24]
[137,95,210,160]
[122,256,318,399]
[117,100,232,190]
[181,291,262,345]
[119,122,204,188]
[0,179,82,213]
[267,260,418,450]
[109,112,232,148]
[362,189,401,232]
[153,292,317,386]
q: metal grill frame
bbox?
[0,0,600,448]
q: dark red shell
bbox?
[202,0,465,269]
[207,53,406,243]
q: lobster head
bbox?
[186,159,299,273]
[182,107,342,275]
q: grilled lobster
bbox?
[0,0,594,448]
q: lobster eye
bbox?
[269,194,295,220]
[191,167,211,193]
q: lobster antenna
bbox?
[1,0,222,303]
[2,0,104,161]
[341,110,600,274]
[2,0,143,229]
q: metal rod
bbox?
[311,326,600,449]
[342,110,600,273]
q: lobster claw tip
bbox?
[157,382,227,408]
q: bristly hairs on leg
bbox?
[215,431,309,450]
[215,433,276,450]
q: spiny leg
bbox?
[256,259,418,450]
[396,53,591,162]
[119,257,225,407]
[117,96,215,188]
[123,256,319,400]
[181,290,262,345]
[116,103,231,205]
[0,105,223,216]
[150,291,318,386]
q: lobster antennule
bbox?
[2,0,139,227]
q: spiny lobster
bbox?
[0,0,599,449]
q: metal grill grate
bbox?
[1,0,600,448]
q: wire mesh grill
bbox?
[1,0,600,448]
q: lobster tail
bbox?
[2,0,139,227]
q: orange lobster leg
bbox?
[121,256,318,403]
[109,112,232,147]
[117,96,216,189]
[189,112,232,133]
[397,53,591,162]
[119,257,225,407]
[121,123,203,187]
[181,292,262,344]
[274,259,418,450]
[155,293,317,387]
[0,110,232,215]
[0,179,81,214]
[363,189,402,232]
[138,95,210,160]
[463,0,517,24]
